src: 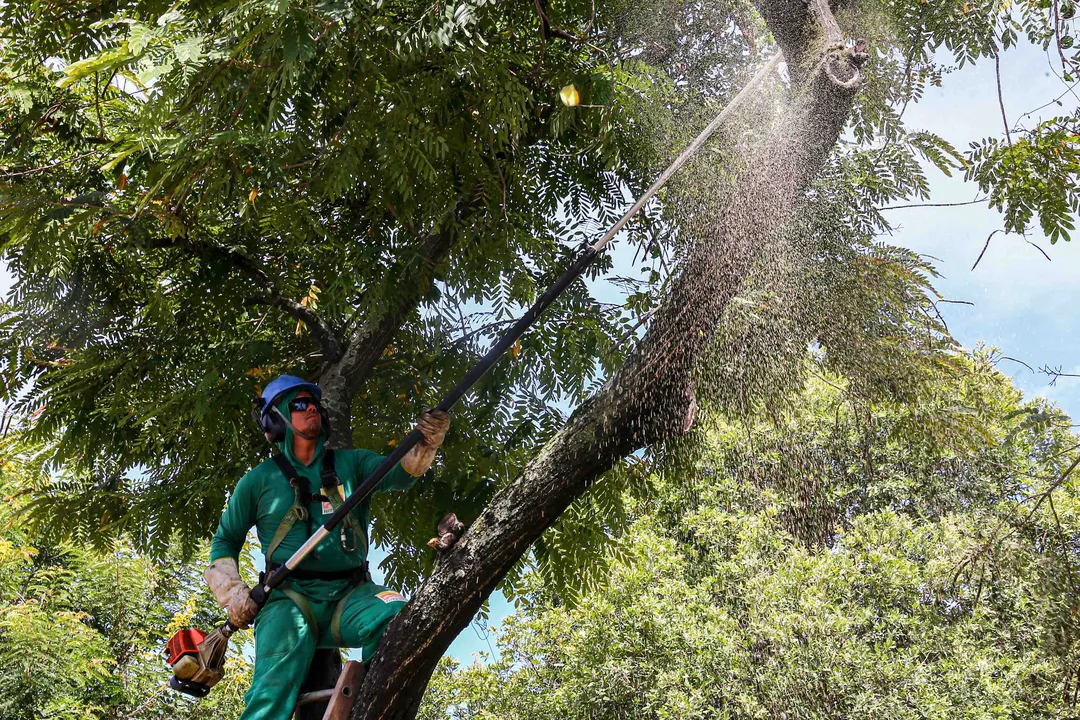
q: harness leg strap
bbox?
[279,586,320,635]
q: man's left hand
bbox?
[417,409,450,448]
[402,410,450,476]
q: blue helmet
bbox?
[259,374,322,420]
[254,375,328,444]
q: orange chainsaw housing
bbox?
[166,628,223,697]
[166,628,206,665]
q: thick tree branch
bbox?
[147,236,343,363]
[355,1,866,717]
[319,191,485,449]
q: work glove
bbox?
[402,409,450,476]
[204,557,260,629]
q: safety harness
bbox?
[262,449,371,645]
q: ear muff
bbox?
[252,396,287,443]
[263,408,288,443]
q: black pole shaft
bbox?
[252,246,600,601]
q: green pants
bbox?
[239,579,406,720]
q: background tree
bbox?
[418,352,1080,719]
[0,432,251,719]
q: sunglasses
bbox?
[287,397,320,413]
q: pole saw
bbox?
[166,52,782,697]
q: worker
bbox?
[204,374,449,720]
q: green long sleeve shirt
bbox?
[209,445,416,572]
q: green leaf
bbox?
[128,23,154,56]
[172,36,204,66]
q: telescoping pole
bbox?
[248,51,782,608]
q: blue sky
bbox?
[886,42,1080,420]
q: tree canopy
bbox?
[3,0,1079,592]
[2,0,1080,716]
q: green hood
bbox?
[274,387,326,468]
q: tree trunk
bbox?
[355,2,865,717]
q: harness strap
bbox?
[266,450,366,562]
[267,454,311,563]
[261,563,370,645]
[266,505,301,564]
[330,589,356,646]
[279,586,320,633]
[330,564,372,645]
[320,448,338,488]
[323,485,364,554]
[319,449,365,554]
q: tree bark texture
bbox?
[355,2,865,717]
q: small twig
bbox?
[449,317,518,348]
[937,299,974,306]
[995,53,1012,145]
[925,300,949,334]
[1018,79,1080,125]
[1027,454,1080,520]
[1025,239,1052,262]
[972,229,1003,271]
[1000,355,1035,373]
[619,308,658,343]
[879,198,988,211]
[0,152,98,179]
[532,0,608,56]
[1041,365,1080,386]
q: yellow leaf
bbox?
[302,284,319,311]
[510,338,521,359]
[92,219,107,235]
[249,187,259,203]
[559,84,580,107]
[387,439,398,447]
[117,173,127,191]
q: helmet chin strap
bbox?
[272,406,320,441]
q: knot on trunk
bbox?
[427,512,466,553]
[818,41,866,91]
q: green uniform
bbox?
[209,389,417,720]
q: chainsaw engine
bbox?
[166,628,224,697]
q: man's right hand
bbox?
[205,557,260,629]
[227,589,260,629]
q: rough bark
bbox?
[318,227,456,449]
[353,1,865,718]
